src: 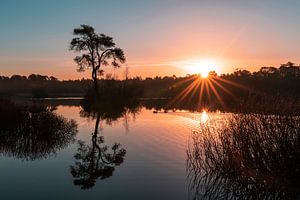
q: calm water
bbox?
[0,102,226,200]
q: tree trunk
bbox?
[93,78,98,90]
[92,69,100,98]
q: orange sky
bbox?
[1,1,300,80]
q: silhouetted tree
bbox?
[28,74,48,81]
[10,75,27,81]
[208,71,218,77]
[69,24,126,89]
[233,69,251,77]
[49,76,58,81]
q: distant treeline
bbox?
[0,74,92,98]
[1,62,300,100]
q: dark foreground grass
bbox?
[187,114,300,200]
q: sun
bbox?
[187,60,217,78]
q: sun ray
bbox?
[214,76,249,91]
[188,77,202,103]
[197,80,205,109]
[168,78,199,106]
[167,67,248,111]
[207,79,226,109]
[210,78,239,101]
[204,80,211,102]
[170,75,198,89]
[176,80,199,101]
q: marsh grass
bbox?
[187,114,300,199]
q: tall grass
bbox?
[187,114,300,199]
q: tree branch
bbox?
[96,48,113,70]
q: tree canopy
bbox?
[69,25,126,88]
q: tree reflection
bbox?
[0,100,78,161]
[70,93,141,189]
[187,114,300,200]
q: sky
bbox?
[0,0,300,80]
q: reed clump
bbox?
[187,114,300,199]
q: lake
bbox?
[1,98,300,199]
[0,100,227,200]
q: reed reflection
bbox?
[187,114,300,199]
[70,91,141,189]
[0,100,78,161]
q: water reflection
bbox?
[187,114,300,199]
[200,110,208,124]
[70,112,127,189]
[70,95,141,189]
[0,100,78,161]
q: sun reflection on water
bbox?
[200,110,208,124]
